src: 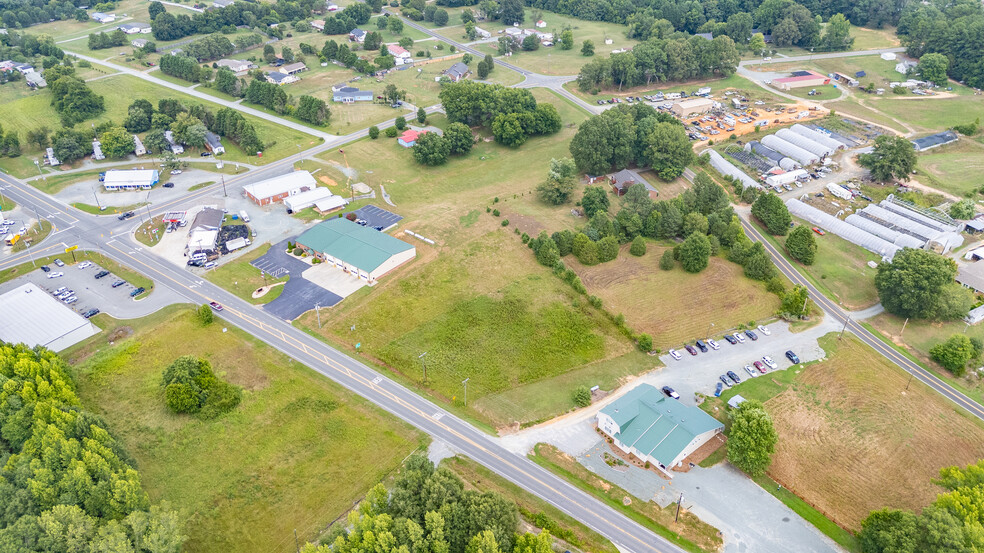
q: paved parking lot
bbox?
[252,239,343,320]
[353,205,403,231]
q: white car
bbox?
[754,100,765,105]
[668,349,682,361]
[733,332,746,343]
[744,364,758,377]
[78,261,92,269]
[46,271,63,279]
[171,170,182,174]
[757,325,771,336]
[763,356,778,369]
[707,338,720,350]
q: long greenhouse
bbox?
[775,128,835,157]
[789,124,844,151]
[761,135,820,165]
[786,199,901,260]
[708,150,760,189]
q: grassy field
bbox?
[443,456,619,553]
[205,242,289,304]
[72,201,148,215]
[531,444,723,553]
[566,72,789,106]
[856,95,984,134]
[0,75,319,170]
[65,305,424,553]
[848,25,900,50]
[914,138,984,197]
[568,242,781,349]
[784,83,842,100]
[703,334,984,533]
[11,220,53,252]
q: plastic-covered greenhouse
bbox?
[776,128,835,157]
[860,204,946,242]
[790,124,844,151]
[845,214,926,249]
[878,199,959,233]
[708,150,760,189]
[786,199,901,260]
[745,141,784,163]
[761,135,820,165]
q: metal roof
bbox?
[600,384,722,467]
[0,283,98,351]
[880,197,959,232]
[243,171,316,200]
[844,214,925,249]
[296,218,414,273]
[861,204,946,242]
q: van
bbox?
[204,261,217,270]
[190,252,207,261]
[239,210,250,223]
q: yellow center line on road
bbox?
[1,175,80,225]
[100,240,679,553]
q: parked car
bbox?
[745,329,758,341]
[707,338,720,350]
[695,340,708,353]
[56,290,73,299]
[40,265,50,272]
[733,332,746,343]
[714,382,723,397]
[684,344,698,356]
[94,270,110,279]
[163,182,175,188]
[82,309,100,319]
[111,279,126,288]
[78,261,91,269]
[744,364,757,377]
[719,375,732,388]
[53,286,67,295]
[47,271,63,279]
[753,361,767,373]
[129,287,145,297]
[53,258,65,267]
[723,334,737,345]
[786,350,801,364]
[762,356,778,369]
[757,325,771,336]
[727,370,741,384]
[661,386,680,400]
[668,349,682,361]
[64,296,77,305]
[812,227,825,236]
[200,151,212,157]
[209,301,223,311]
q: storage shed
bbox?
[761,135,820,165]
[283,187,336,212]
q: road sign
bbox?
[65,245,78,253]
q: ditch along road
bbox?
[739,215,984,423]
[0,171,696,553]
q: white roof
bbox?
[188,229,218,250]
[315,195,349,212]
[225,237,248,251]
[242,171,316,200]
[0,283,98,351]
[283,187,334,210]
[103,169,158,185]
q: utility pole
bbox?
[418,351,427,382]
[704,321,714,340]
[92,186,102,210]
[675,493,683,522]
[462,377,469,406]
[802,290,809,316]
[905,371,915,391]
[315,302,322,328]
[839,315,851,339]
[221,173,227,197]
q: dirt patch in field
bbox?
[570,244,780,347]
[765,336,984,532]
[319,175,339,186]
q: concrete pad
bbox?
[302,263,365,298]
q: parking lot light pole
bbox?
[462,378,469,406]
[705,322,714,340]
[418,352,427,382]
[315,302,322,328]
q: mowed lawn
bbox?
[205,242,289,304]
[569,242,780,349]
[914,138,984,197]
[864,94,984,133]
[66,306,424,553]
[710,334,984,532]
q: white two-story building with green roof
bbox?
[295,218,416,284]
[597,385,724,477]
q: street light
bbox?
[705,322,714,340]
[462,377,469,406]
[315,302,322,328]
[418,352,427,382]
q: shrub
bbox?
[161,355,241,418]
[637,333,653,352]
[785,225,817,264]
[679,232,712,273]
[293,247,304,256]
[572,385,591,407]
[629,236,647,256]
[492,209,500,216]
[659,249,675,270]
[930,334,975,376]
[385,126,399,137]
[368,125,380,139]
[501,219,509,226]
[197,303,213,325]
[588,295,602,308]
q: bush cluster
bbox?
[161,355,242,419]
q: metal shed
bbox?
[844,214,926,249]
[786,199,900,260]
[761,135,820,166]
[776,128,835,157]
[708,150,760,189]
[789,124,844,151]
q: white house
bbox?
[117,22,151,34]
[164,130,184,154]
[133,135,146,156]
[216,58,255,73]
[91,12,116,23]
[91,139,105,161]
[596,384,724,477]
[535,19,546,28]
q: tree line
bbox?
[149,0,322,42]
[316,2,373,34]
[1,0,90,31]
[568,104,695,180]
[897,0,984,88]
[576,34,740,92]
[0,342,186,551]
[48,65,105,127]
[87,29,127,50]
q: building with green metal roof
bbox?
[295,218,416,283]
[597,384,723,476]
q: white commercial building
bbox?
[765,169,807,187]
[243,171,316,206]
[102,169,159,191]
[0,283,98,351]
[283,187,339,212]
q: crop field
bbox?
[569,242,780,348]
[914,138,984,197]
[709,334,984,532]
[66,306,424,553]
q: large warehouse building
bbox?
[243,171,316,206]
[0,283,98,351]
[672,98,715,117]
[295,218,416,283]
[102,169,160,191]
[596,384,723,477]
[771,70,829,90]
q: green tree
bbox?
[917,53,949,87]
[858,135,917,182]
[395,115,407,130]
[444,122,473,155]
[819,13,854,51]
[751,193,792,235]
[368,125,380,139]
[536,157,578,205]
[748,33,767,54]
[99,126,135,158]
[572,233,599,265]
[629,235,647,256]
[858,509,919,553]
[779,284,809,317]
[433,8,449,26]
[389,16,404,34]
[637,333,653,352]
[296,95,330,126]
[581,39,594,56]
[581,186,610,218]
[682,212,709,237]
[522,34,540,51]
[149,0,166,20]
[499,0,524,24]
[949,199,975,220]
[477,60,490,79]
[679,232,712,273]
[727,399,778,476]
[597,236,619,262]
[875,248,971,319]
[659,249,675,270]
[930,334,975,375]
[571,386,591,407]
[785,225,817,264]
[640,121,695,179]
[559,29,574,50]
[26,126,51,150]
[197,303,214,325]
[533,232,560,266]
[124,107,151,133]
[412,132,450,165]
[416,107,428,125]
